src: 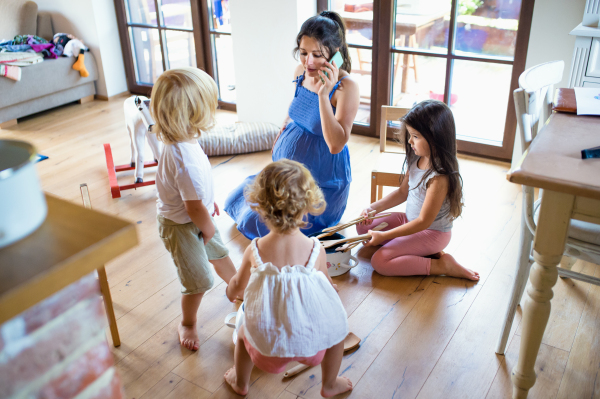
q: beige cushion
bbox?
[534,203,600,246]
[36,11,53,41]
[198,122,279,157]
[0,0,37,40]
[21,1,37,35]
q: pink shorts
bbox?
[243,336,326,374]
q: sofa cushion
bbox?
[21,2,38,36]
[36,11,53,41]
[0,53,98,109]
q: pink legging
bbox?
[357,212,451,276]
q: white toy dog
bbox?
[124,95,162,183]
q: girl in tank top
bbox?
[357,100,479,281]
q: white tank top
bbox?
[236,237,349,357]
[405,157,453,232]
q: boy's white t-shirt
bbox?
[156,141,215,224]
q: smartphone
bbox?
[323,51,344,78]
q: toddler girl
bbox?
[224,159,353,398]
[358,100,479,281]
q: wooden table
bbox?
[0,194,138,324]
[507,112,600,398]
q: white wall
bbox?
[229,0,316,126]
[91,0,127,97]
[35,0,127,98]
[512,0,586,165]
[525,0,587,89]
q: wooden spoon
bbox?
[316,214,392,239]
[321,210,377,233]
[321,233,372,249]
[283,332,361,378]
[336,222,388,252]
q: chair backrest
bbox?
[513,60,564,154]
[379,105,410,153]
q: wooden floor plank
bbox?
[138,372,183,399]
[487,335,569,399]
[556,263,600,399]
[417,227,522,398]
[172,326,238,393]
[164,379,212,399]
[515,259,596,351]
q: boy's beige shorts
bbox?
[157,214,229,295]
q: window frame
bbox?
[114,0,236,111]
[319,0,535,161]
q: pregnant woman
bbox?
[225,11,360,239]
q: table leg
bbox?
[98,265,120,347]
[511,190,574,398]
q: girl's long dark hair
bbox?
[293,11,351,73]
[401,100,464,219]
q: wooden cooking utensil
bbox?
[321,233,371,249]
[316,213,392,240]
[283,332,361,378]
[336,222,388,252]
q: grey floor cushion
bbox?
[198,122,279,156]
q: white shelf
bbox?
[570,23,600,38]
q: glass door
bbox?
[391,0,532,159]
[115,0,237,109]
[205,0,236,108]
[120,0,199,89]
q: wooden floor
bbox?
[2,96,599,399]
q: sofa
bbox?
[0,1,98,125]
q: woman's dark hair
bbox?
[293,11,351,73]
[400,99,464,219]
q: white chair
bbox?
[496,60,600,354]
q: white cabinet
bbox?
[568,0,600,87]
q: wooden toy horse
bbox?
[124,95,162,183]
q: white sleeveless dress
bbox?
[235,237,349,358]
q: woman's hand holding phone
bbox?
[317,55,340,98]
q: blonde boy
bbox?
[152,67,236,351]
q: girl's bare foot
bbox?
[224,367,249,396]
[431,253,480,281]
[321,376,353,398]
[178,322,199,351]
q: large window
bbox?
[115,0,236,109]
[320,0,534,160]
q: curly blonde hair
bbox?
[245,160,326,234]
[150,67,218,144]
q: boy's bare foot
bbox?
[432,253,480,281]
[224,367,249,396]
[321,376,353,398]
[178,322,199,351]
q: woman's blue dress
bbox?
[224,73,352,239]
